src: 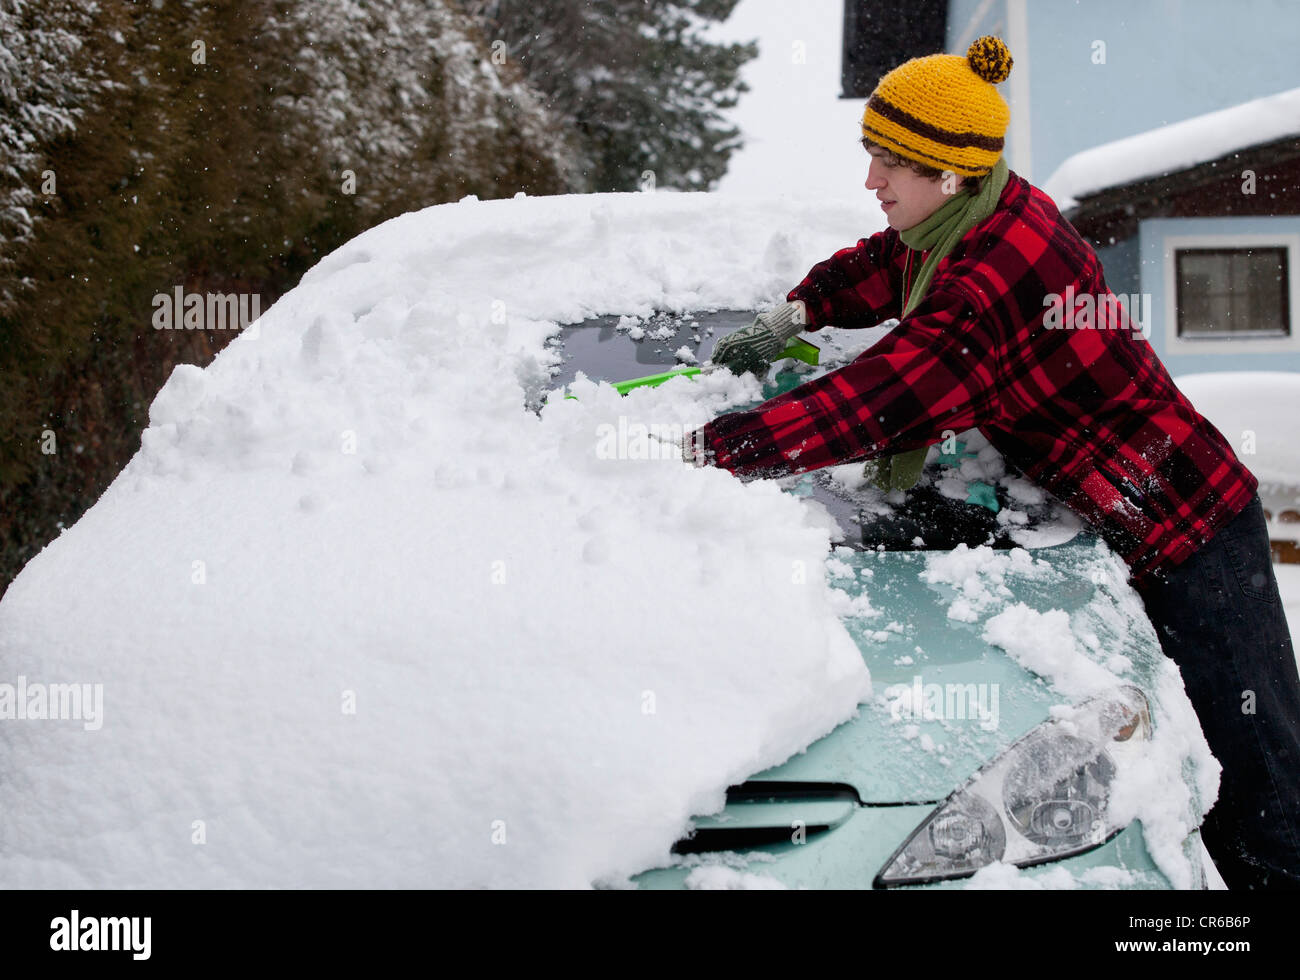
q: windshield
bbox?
[550,309,1083,553]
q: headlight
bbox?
[875,685,1152,887]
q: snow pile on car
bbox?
[0,190,883,887]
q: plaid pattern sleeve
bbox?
[699,282,996,477]
[786,229,908,329]
[693,174,1259,584]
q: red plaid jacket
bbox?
[693,173,1257,584]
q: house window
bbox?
[1174,246,1290,338]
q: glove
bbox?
[710,301,806,377]
[862,449,928,492]
[678,427,710,467]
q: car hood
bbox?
[741,530,1170,802]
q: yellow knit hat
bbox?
[860,36,1012,177]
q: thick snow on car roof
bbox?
[0,190,879,888]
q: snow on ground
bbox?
[709,0,875,201]
[0,191,890,888]
[1280,565,1300,672]
[1175,371,1300,672]
[1043,87,1300,210]
[1174,372,1300,487]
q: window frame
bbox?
[1161,232,1300,355]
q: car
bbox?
[0,192,1218,891]
[551,308,1216,890]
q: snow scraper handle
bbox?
[566,337,820,399]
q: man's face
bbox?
[865,146,952,231]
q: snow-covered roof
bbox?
[1043,87,1300,211]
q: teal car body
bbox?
[633,528,1206,889]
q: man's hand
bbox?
[710,301,806,376]
[669,428,709,467]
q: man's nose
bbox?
[865,161,886,191]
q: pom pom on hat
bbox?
[967,35,1013,84]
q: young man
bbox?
[687,36,1300,889]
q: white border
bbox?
[1161,232,1300,355]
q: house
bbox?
[1043,88,1300,377]
[841,0,1300,185]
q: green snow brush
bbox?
[568,337,820,399]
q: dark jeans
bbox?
[1134,493,1300,889]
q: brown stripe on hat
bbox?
[866,94,1005,152]
[860,123,981,174]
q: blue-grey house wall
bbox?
[944,0,1300,184]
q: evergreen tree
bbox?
[0,0,571,598]
[464,0,757,192]
[0,0,115,313]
